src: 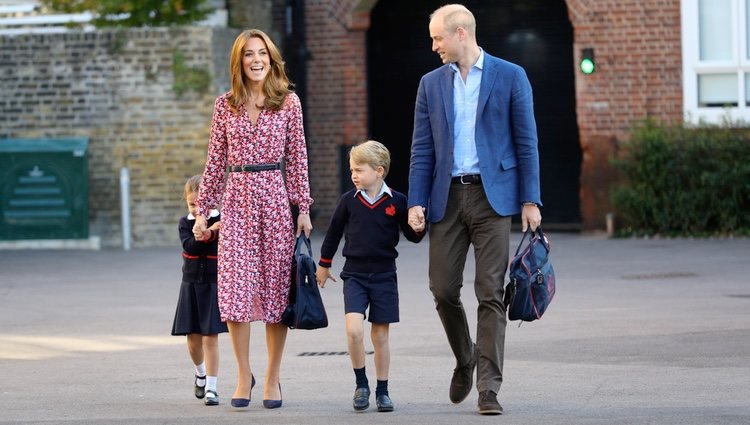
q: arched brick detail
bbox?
[305,0,683,231]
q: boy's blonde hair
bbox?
[183,175,202,199]
[349,140,391,177]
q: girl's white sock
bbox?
[194,362,206,384]
[206,376,218,392]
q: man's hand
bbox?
[521,204,542,232]
[408,206,426,232]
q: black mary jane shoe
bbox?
[194,375,206,399]
[204,389,219,406]
[376,394,394,412]
[352,387,370,412]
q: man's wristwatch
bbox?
[522,202,538,207]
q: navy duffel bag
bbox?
[504,227,556,322]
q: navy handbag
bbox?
[504,227,556,322]
[282,234,328,330]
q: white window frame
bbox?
[682,0,750,124]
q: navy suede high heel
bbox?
[263,383,282,409]
[230,375,255,408]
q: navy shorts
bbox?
[340,270,399,323]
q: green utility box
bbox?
[0,138,89,240]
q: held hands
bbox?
[315,265,336,288]
[408,206,426,232]
[192,215,209,241]
[195,220,220,241]
[521,204,542,232]
[297,213,312,237]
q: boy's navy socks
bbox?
[354,367,369,389]
[376,379,388,397]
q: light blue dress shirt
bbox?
[450,49,484,177]
[355,181,392,204]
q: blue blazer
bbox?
[408,53,542,223]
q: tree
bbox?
[41,0,213,27]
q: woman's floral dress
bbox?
[196,92,313,323]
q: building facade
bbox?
[3,0,736,246]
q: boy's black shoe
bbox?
[449,345,476,403]
[353,387,370,411]
[376,394,394,412]
[478,390,503,415]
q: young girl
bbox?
[171,175,227,405]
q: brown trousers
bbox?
[428,183,510,394]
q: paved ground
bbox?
[1,232,749,425]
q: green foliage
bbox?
[612,119,750,236]
[41,0,212,27]
[172,49,210,98]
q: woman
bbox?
[192,29,313,409]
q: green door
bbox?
[0,138,89,240]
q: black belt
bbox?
[451,174,482,185]
[228,163,280,172]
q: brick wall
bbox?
[226,0,279,41]
[0,0,685,246]
[1,27,237,247]
[566,0,682,229]
[304,0,369,228]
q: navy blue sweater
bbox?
[319,188,424,273]
[179,214,220,283]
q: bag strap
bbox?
[513,227,548,257]
[295,234,313,257]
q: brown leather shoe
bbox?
[449,345,477,403]
[478,390,503,415]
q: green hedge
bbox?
[611,119,750,236]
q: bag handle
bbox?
[513,226,547,256]
[295,233,313,257]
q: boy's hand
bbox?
[315,265,336,288]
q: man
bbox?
[407,4,542,415]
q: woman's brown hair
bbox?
[227,29,292,114]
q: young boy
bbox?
[316,140,424,412]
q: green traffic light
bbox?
[580,58,595,74]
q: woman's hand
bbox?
[296,213,312,237]
[192,215,207,239]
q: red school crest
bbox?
[385,204,396,216]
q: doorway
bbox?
[367,0,581,224]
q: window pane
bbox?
[700,0,732,61]
[698,74,738,107]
